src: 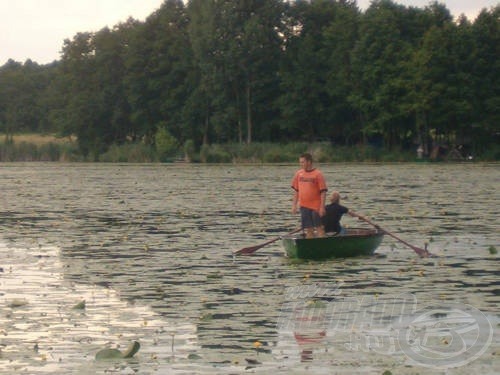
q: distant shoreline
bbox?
[1,133,498,163]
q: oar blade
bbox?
[233,244,263,256]
[357,215,434,258]
[413,247,427,257]
[412,245,433,258]
[233,228,301,256]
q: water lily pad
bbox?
[95,348,123,360]
[9,298,28,308]
[72,300,86,309]
[245,358,261,365]
[122,341,140,358]
[306,300,327,308]
[206,272,222,279]
[95,341,140,360]
[200,313,213,321]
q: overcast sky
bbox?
[1,0,498,66]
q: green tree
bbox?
[124,18,156,143]
[93,25,133,145]
[151,0,193,144]
[0,60,52,136]
[322,0,360,144]
[58,32,101,157]
[187,0,219,145]
[36,62,63,134]
[279,0,341,141]
[469,6,500,154]
[412,19,475,153]
[349,0,442,149]
[188,0,284,144]
[126,0,193,146]
[1,0,497,160]
[155,125,179,160]
[233,0,285,143]
[59,21,137,157]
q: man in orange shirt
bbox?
[291,153,327,238]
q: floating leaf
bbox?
[245,358,261,365]
[206,272,222,279]
[9,298,28,308]
[95,341,140,360]
[200,313,213,321]
[95,348,123,360]
[72,300,86,309]
[306,300,327,309]
[122,341,140,358]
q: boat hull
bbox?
[282,228,384,260]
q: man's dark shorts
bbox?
[300,207,322,229]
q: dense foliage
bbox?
[0,0,499,161]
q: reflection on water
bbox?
[0,163,499,374]
[0,241,197,374]
[275,290,498,373]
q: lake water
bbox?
[0,163,498,374]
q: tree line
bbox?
[0,0,499,161]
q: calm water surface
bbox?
[0,163,498,374]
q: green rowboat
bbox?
[282,228,384,260]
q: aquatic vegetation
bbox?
[8,298,28,308]
[72,300,86,309]
[95,341,140,360]
[0,163,498,374]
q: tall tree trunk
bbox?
[236,89,242,144]
[203,111,209,145]
[246,83,252,144]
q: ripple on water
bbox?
[0,163,498,374]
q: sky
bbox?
[1,0,498,66]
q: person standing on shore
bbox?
[291,153,327,238]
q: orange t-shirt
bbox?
[291,168,327,211]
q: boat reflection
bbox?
[276,299,329,362]
[276,290,419,364]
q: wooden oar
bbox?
[234,228,302,256]
[356,215,432,258]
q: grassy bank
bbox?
[0,134,81,162]
[1,134,497,162]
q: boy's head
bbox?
[330,191,340,203]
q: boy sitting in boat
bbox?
[322,191,364,235]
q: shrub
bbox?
[203,144,232,163]
[183,139,196,162]
[99,143,156,162]
[155,127,179,161]
[38,142,61,161]
[263,145,294,163]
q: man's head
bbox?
[299,153,313,171]
[330,191,340,203]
